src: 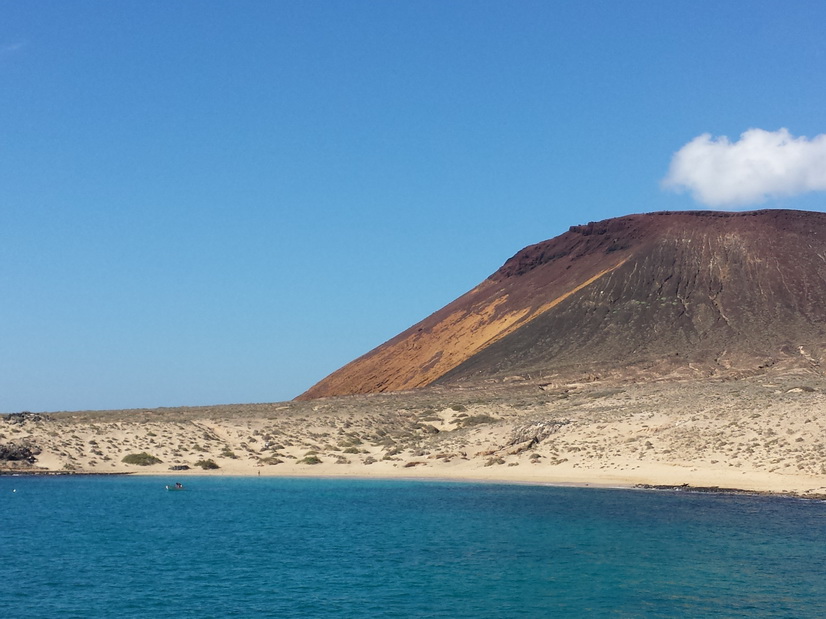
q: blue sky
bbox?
[2,1,825,412]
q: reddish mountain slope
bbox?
[298,210,826,399]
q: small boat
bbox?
[165,483,185,491]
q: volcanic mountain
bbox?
[298,209,826,400]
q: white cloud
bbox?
[662,128,826,207]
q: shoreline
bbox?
[4,375,826,500]
[5,467,826,501]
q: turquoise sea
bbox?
[2,476,825,618]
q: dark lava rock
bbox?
[0,443,41,463]
[3,412,47,425]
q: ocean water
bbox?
[2,476,825,618]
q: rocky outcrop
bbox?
[508,420,569,447]
[0,443,41,464]
[3,412,47,425]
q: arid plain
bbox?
[5,370,826,497]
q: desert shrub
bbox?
[450,404,467,412]
[343,446,360,454]
[587,388,625,399]
[259,456,283,465]
[457,414,498,428]
[299,455,322,465]
[220,448,238,459]
[122,452,162,466]
[194,459,219,470]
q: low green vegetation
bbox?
[121,452,162,466]
[194,458,219,470]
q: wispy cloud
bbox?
[662,128,826,207]
[0,40,27,57]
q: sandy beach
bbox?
[4,371,826,497]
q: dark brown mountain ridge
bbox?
[299,209,826,400]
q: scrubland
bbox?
[4,371,826,497]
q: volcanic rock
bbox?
[299,210,826,399]
[0,443,41,464]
